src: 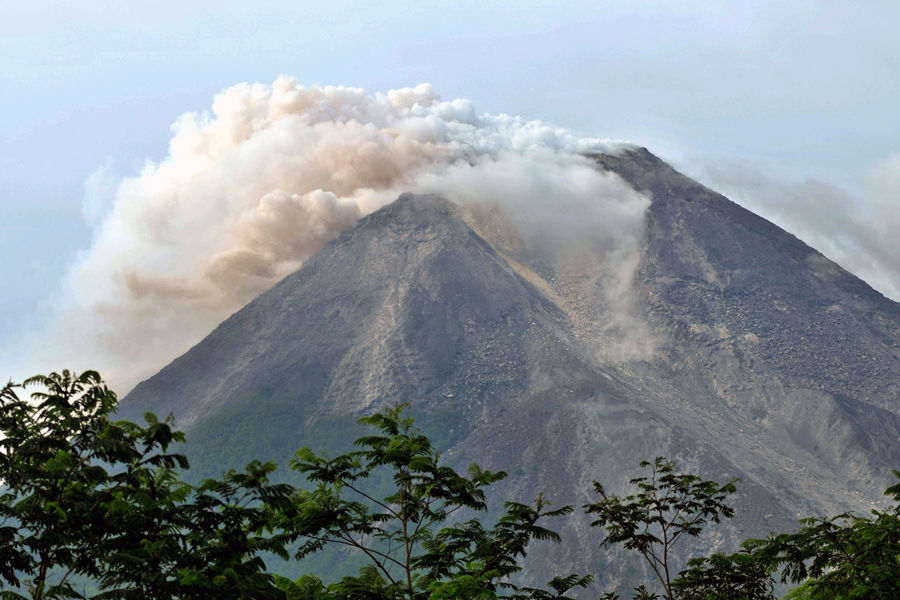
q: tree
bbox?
[97,460,294,600]
[281,404,588,599]
[0,370,187,599]
[0,371,293,600]
[507,574,597,600]
[584,457,737,600]
[745,470,900,600]
[1,372,586,599]
[272,574,330,600]
[30,368,900,599]
[670,551,774,600]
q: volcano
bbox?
[121,147,900,586]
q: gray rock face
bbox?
[598,148,899,404]
[125,193,598,429]
[596,149,900,501]
[121,153,900,588]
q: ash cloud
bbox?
[31,77,649,390]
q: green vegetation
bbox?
[0,371,292,599]
[579,456,900,600]
[746,477,900,600]
[1,370,898,599]
[0,371,188,599]
[585,458,745,600]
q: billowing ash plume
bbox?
[38,77,649,390]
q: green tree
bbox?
[272,574,330,600]
[281,404,588,599]
[0,371,187,599]
[745,470,900,600]
[0,371,293,600]
[97,460,293,599]
[584,457,737,600]
[670,551,774,600]
[508,574,597,600]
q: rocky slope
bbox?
[122,150,900,588]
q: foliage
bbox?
[671,551,774,600]
[745,470,900,600]
[504,574,594,600]
[584,457,737,600]
[6,369,900,600]
[0,371,293,599]
[282,404,587,599]
[588,460,900,600]
[780,580,841,600]
[0,371,187,599]
[272,574,330,600]
[96,460,294,599]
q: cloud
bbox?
[28,77,648,390]
[701,161,900,302]
[81,157,120,228]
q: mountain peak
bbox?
[123,192,587,432]
[122,152,900,587]
[589,147,713,202]
[363,192,456,226]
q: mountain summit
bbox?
[122,149,900,585]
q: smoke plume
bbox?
[34,77,649,390]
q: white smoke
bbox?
[33,77,649,390]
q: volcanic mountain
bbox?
[122,148,900,586]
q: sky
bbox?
[2,0,899,389]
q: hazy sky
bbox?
[3,0,899,386]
